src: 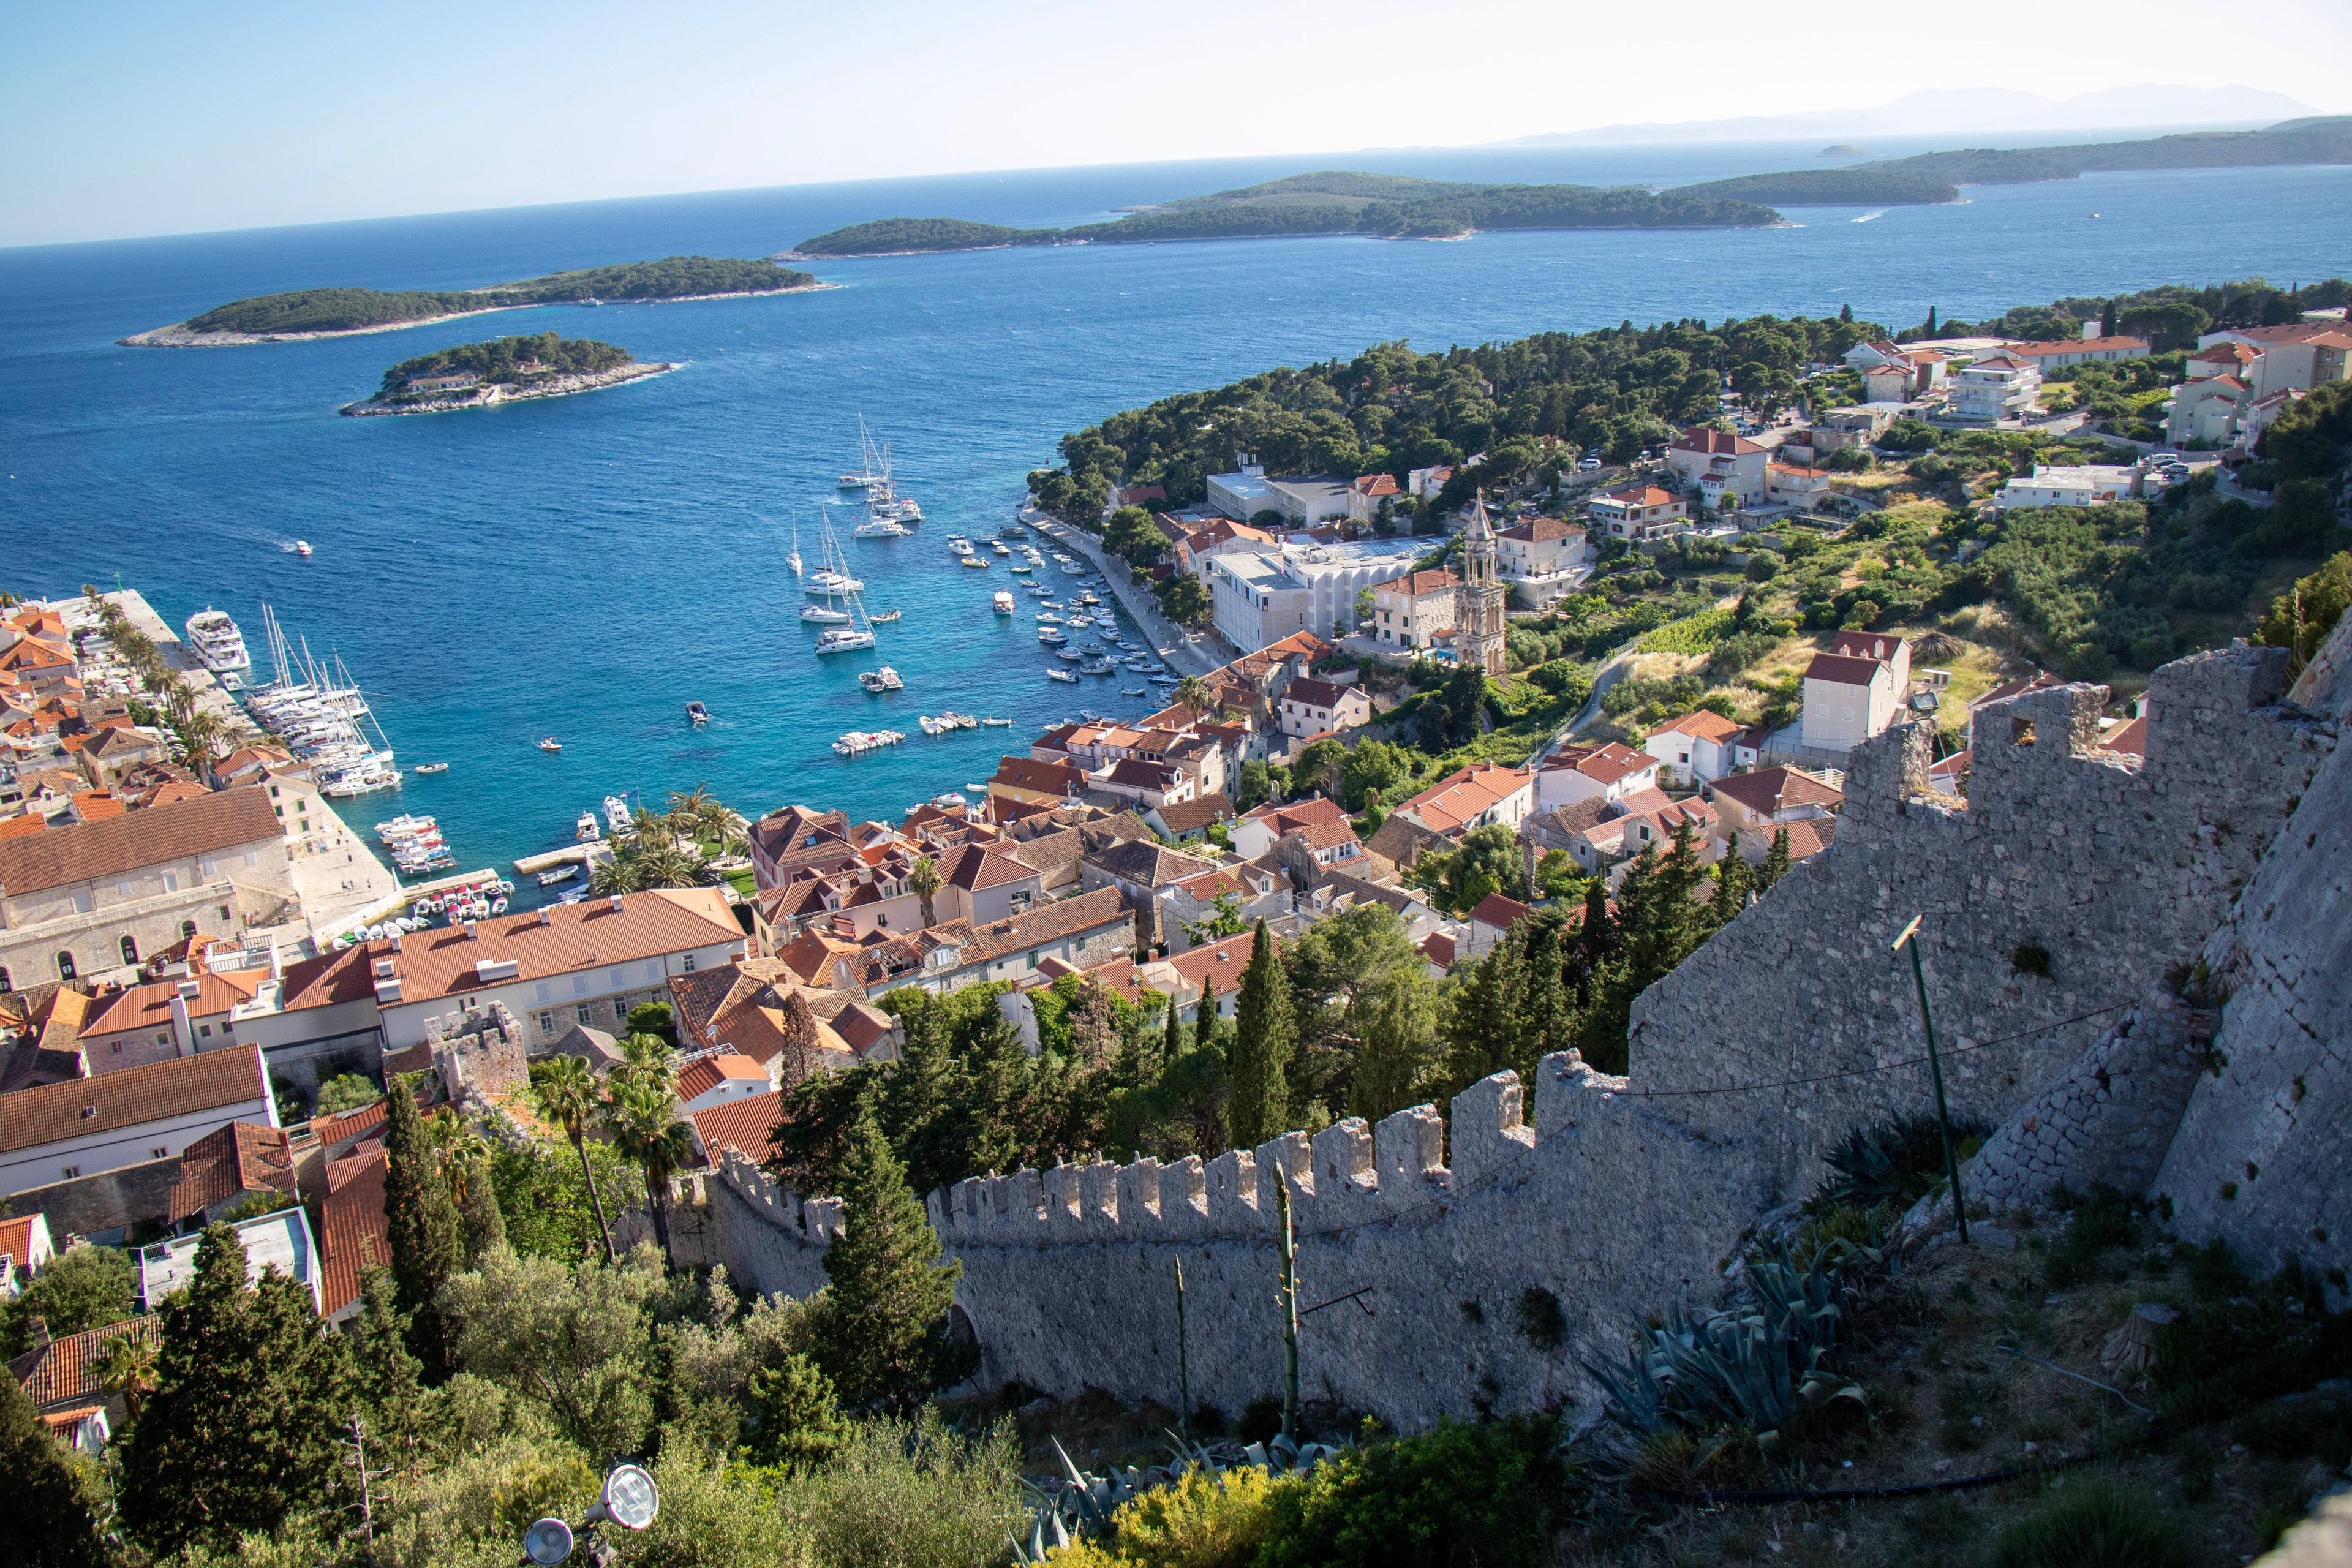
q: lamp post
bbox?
[1891,914,1969,1245]
[522,1464,660,1566]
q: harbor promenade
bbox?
[1029,519,1220,677]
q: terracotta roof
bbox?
[1648,710,1743,743]
[990,756,1090,797]
[167,1120,295,1222]
[940,843,1036,893]
[960,887,1129,967]
[2007,336,2148,357]
[1419,932,1457,968]
[1469,893,1531,932]
[317,1143,388,1319]
[307,1099,388,1153]
[1087,839,1210,888]
[1153,793,1235,834]
[1282,678,1364,712]
[2099,716,2148,758]
[2190,341,2256,365]
[1497,516,1583,542]
[1398,763,1530,837]
[0,786,280,896]
[0,1045,268,1156]
[378,889,739,1005]
[829,1001,897,1055]
[1802,652,1887,687]
[1378,569,1458,599]
[1825,631,1907,663]
[1782,817,1837,861]
[1709,767,1844,818]
[1545,742,1655,787]
[9,1317,157,1411]
[1163,930,1261,1003]
[1970,672,2060,710]
[691,1090,783,1164]
[677,1052,770,1101]
[1594,485,1680,508]
[1105,757,1183,790]
[80,971,256,1040]
[0,1214,47,1272]
[1243,797,1349,835]
[1287,817,1362,853]
[1672,428,1764,456]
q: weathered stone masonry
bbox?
[679,643,2345,1425]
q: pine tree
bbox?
[1226,921,1296,1147]
[382,1079,464,1379]
[742,1351,851,1469]
[1438,930,1526,1099]
[1839,302,1855,323]
[1711,831,1752,926]
[1759,827,1793,891]
[815,1106,963,1412]
[118,1226,350,1559]
[1514,915,1579,1079]
[0,1368,110,1568]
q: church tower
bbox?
[1455,491,1507,677]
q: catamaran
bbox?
[812,520,878,653]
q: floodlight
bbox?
[522,1517,575,1566]
[600,1464,660,1531]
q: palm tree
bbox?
[587,850,647,897]
[94,1330,158,1423]
[910,854,941,929]
[665,785,728,848]
[610,1031,679,1096]
[633,843,714,889]
[628,806,674,850]
[1175,674,1210,717]
[172,709,229,780]
[529,1056,615,1262]
[600,1078,695,1264]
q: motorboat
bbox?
[1036,611,1063,624]
[981,716,1012,726]
[805,570,864,594]
[183,608,252,675]
[576,812,601,842]
[1038,627,1068,645]
[992,541,1011,556]
[959,554,990,569]
[833,729,905,755]
[993,590,1016,614]
[870,608,902,623]
[1080,657,1115,674]
[852,518,908,538]
[604,794,631,834]
[1046,668,1079,683]
[1009,563,1033,574]
[1123,686,1148,696]
[284,540,313,556]
[540,737,562,752]
[859,666,905,692]
[413,762,449,775]
[538,865,579,887]
[1057,647,1084,662]
[685,701,710,725]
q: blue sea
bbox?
[7,140,2351,892]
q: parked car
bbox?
[1576,456,1602,472]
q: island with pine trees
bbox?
[125,256,823,346]
[339,332,677,416]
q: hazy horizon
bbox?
[4,0,2346,248]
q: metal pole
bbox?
[1892,916,1969,1245]
[1273,1177,1300,1442]
[1174,1257,1190,1445]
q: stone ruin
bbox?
[676,640,2348,1428]
[425,1002,529,1104]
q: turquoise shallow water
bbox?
[6,143,2351,891]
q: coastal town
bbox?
[8,208,2352,1566]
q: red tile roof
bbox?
[1398,763,1530,836]
[676,1052,769,1101]
[1709,767,1844,818]
[318,1144,388,1319]
[1594,485,1681,508]
[1672,427,1765,456]
[1163,930,1262,1005]
[1801,652,1887,688]
[0,1046,270,1156]
[0,786,280,897]
[1824,631,1907,663]
[1469,892,1532,932]
[377,889,739,1005]
[690,1090,783,1165]
[167,1120,295,1222]
[1379,569,1458,599]
[1419,932,1457,969]
[9,1317,157,1411]
[1648,709,1743,742]
[80,971,258,1040]
[1545,742,1656,786]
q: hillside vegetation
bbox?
[375,332,634,397]
[1866,114,2352,184]
[180,255,815,335]
[1675,168,1959,205]
[789,171,1777,255]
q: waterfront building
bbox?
[1366,568,1458,650]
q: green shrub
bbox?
[1098,1463,1289,1568]
[1991,1475,2187,1568]
[1255,1417,1574,1568]
[1515,1287,1567,1352]
[782,1414,1026,1568]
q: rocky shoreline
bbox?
[122,283,832,347]
[339,361,680,417]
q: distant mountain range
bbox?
[1496,83,2323,147]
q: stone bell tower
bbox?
[1454,492,1507,677]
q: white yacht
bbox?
[852,518,908,538]
[993,590,1016,615]
[183,608,252,676]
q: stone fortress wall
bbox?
[679,641,2348,1427]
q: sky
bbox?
[5,0,2349,247]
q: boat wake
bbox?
[1851,211,1885,224]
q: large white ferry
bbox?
[183,608,252,677]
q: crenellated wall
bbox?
[680,641,2346,1422]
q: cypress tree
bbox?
[1759,827,1793,891]
[0,1368,110,1568]
[117,1226,349,1559]
[458,1155,506,1265]
[1439,927,1527,1098]
[1576,877,1617,974]
[1226,920,1295,1147]
[816,1106,963,1412]
[1165,981,1186,1061]
[382,1079,464,1379]
[1839,302,1855,323]
[1711,831,1752,925]
[351,1270,426,1474]
[1515,915,1578,1079]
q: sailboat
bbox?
[812,521,878,653]
[788,513,804,578]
